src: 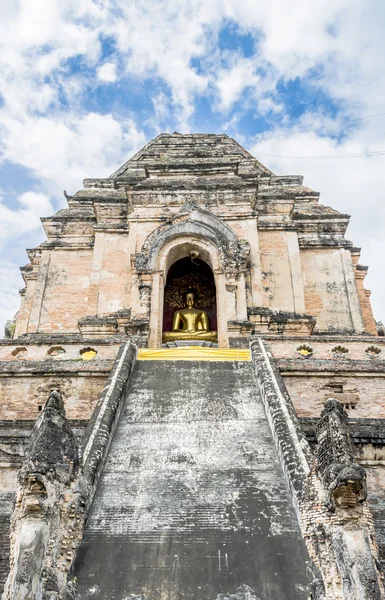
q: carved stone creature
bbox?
[235,238,251,271]
[4,312,17,339]
[2,390,80,600]
[316,398,367,512]
[322,462,366,511]
[20,390,78,483]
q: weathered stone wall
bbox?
[12,211,369,340]
[0,369,108,420]
[15,280,36,339]
[352,251,377,335]
[91,232,131,315]
[16,232,369,338]
[29,249,94,334]
[284,374,385,418]
[0,340,120,362]
[358,284,377,335]
[259,230,295,312]
[300,248,362,333]
[268,337,384,360]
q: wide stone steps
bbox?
[73,359,309,600]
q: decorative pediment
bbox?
[135,203,250,274]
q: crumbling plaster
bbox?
[11,133,376,339]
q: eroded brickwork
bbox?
[8,133,372,340]
[301,248,359,333]
[0,372,107,421]
[284,375,385,418]
[259,230,295,311]
[1,133,384,598]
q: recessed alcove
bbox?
[80,347,97,361]
[11,347,27,359]
[147,236,229,348]
[162,256,217,336]
[47,346,66,357]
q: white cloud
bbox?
[215,55,261,112]
[0,0,382,123]
[97,62,117,82]
[18,191,53,214]
[1,112,146,191]
[0,191,53,252]
[0,0,384,332]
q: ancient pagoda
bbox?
[0,133,384,600]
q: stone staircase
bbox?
[73,358,310,600]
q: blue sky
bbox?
[0,0,384,332]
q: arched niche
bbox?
[148,236,228,348]
[162,256,217,337]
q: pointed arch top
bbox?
[135,202,250,275]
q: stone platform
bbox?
[162,340,219,348]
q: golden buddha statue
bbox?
[163,291,217,342]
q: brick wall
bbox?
[284,375,385,418]
[300,248,355,332]
[259,230,294,311]
[0,374,106,420]
[34,250,94,333]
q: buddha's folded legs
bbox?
[162,330,217,342]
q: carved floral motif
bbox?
[164,273,216,309]
[365,345,382,359]
[297,344,313,357]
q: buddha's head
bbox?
[185,292,195,309]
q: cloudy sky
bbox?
[0,0,384,334]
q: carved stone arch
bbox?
[136,202,251,348]
[157,236,222,277]
[148,235,228,348]
[136,202,250,275]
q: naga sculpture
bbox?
[316,398,366,512]
[2,390,80,600]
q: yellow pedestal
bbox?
[137,347,251,361]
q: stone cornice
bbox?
[260,334,383,342]
[300,417,385,445]
[278,357,385,374]
[38,240,94,250]
[298,234,353,248]
[0,334,126,346]
[0,359,114,375]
